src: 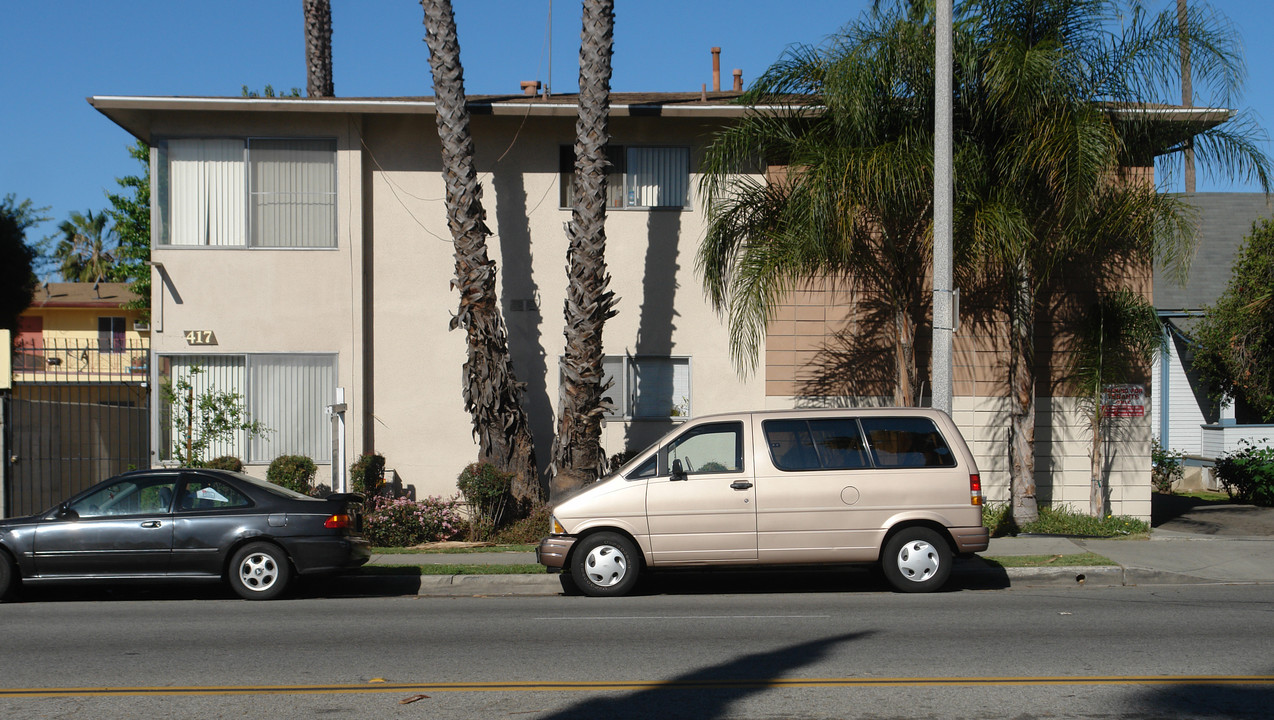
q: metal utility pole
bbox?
[932,0,954,414]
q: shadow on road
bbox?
[536,631,875,720]
[1131,679,1274,718]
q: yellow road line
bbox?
[3,676,1274,698]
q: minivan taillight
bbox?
[324,513,352,529]
[969,474,983,506]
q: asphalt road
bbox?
[2,583,1272,719]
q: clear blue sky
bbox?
[3,0,1271,260]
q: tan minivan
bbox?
[538,408,988,596]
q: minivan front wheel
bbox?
[881,528,951,593]
[571,532,640,597]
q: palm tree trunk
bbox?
[1009,266,1039,525]
[303,0,334,97]
[1090,390,1105,517]
[549,0,617,501]
[423,0,539,508]
[892,306,916,406]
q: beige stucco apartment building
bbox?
[90,92,1167,519]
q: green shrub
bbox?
[205,456,244,472]
[457,462,513,541]
[363,495,463,547]
[350,452,386,497]
[983,502,1148,537]
[1151,438,1185,494]
[1214,440,1274,507]
[267,455,317,494]
[491,503,552,545]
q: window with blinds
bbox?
[160,353,337,464]
[157,138,336,248]
[560,145,690,210]
[600,355,691,420]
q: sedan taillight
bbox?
[324,513,352,529]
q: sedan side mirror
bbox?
[56,503,79,520]
[670,459,687,482]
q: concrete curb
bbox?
[339,564,1267,596]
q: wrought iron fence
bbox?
[11,338,150,383]
[5,338,151,517]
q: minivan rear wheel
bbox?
[571,532,640,597]
[881,528,951,593]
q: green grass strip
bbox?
[370,545,537,555]
[980,552,1116,568]
[360,564,546,576]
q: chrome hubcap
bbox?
[238,553,279,592]
[584,544,627,587]
[896,540,940,583]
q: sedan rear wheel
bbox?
[881,527,952,593]
[229,542,291,600]
[570,532,640,597]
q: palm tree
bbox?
[550,0,617,500]
[698,5,940,406]
[422,0,540,508]
[1065,288,1164,516]
[955,0,1269,524]
[55,209,116,283]
[304,0,334,97]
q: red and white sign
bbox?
[1102,384,1146,418]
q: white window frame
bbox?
[155,137,337,249]
[601,355,691,421]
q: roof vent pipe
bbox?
[711,47,721,92]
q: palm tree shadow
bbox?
[536,631,874,720]
[795,295,901,401]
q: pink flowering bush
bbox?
[363,495,463,547]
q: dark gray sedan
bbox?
[0,468,370,601]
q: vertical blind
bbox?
[627,147,689,208]
[249,139,337,248]
[167,139,245,246]
[247,354,336,461]
[165,355,249,460]
[163,354,336,464]
[162,138,335,247]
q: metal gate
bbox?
[4,339,150,518]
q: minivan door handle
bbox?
[730,481,753,490]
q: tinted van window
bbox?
[764,419,871,471]
[860,416,956,468]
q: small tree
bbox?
[1192,218,1274,422]
[457,462,513,541]
[106,140,152,316]
[0,194,48,330]
[1065,289,1163,516]
[162,365,270,467]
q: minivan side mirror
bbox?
[670,459,687,482]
